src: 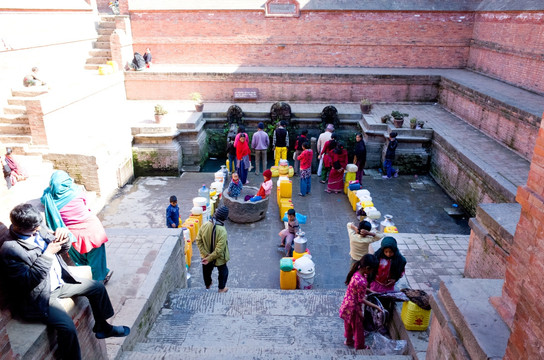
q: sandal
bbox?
[95,325,130,339]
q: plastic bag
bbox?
[366,332,407,355]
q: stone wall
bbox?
[464,203,519,279]
[468,12,544,95]
[44,148,133,199]
[439,77,541,161]
[125,71,440,102]
[492,117,544,359]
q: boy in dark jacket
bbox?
[383,132,399,179]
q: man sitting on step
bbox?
[0,204,130,360]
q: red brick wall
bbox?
[468,12,544,94]
[426,315,470,360]
[464,219,509,279]
[499,121,544,359]
[129,10,473,68]
[124,71,440,102]
[439,78,540,161]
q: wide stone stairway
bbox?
[120,288,409,360]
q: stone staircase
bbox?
[0,87,48,151]
[120,288,411,360]
[84,15,115,71]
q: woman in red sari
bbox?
[326,142,348,193]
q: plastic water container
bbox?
[401,301,431,331]
[198,185,210,206]
[346,164,358,173]
[280,269,297,290]
[279,159,289,166]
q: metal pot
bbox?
[293,231,307,253]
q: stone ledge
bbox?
[431,278,510,360]
[476,203,519,247]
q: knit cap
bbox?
[214,206,229,221]
[263,169,272,179]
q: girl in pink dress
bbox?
[339,254,382,350]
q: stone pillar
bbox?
[310,137,317,173]
[24,97,48,146]
[110,29,133,71]
[491,116,544,359]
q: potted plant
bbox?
[190,92,204,112]
[417,120,425,129]
[154,104,167,123]
[409,117,417,129]
[391,111,409,128]
[360,98,372,114]
[381,114,391,124]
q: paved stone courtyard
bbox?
[100,172,469,292]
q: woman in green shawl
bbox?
[41,171,112,283]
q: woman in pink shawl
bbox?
[4,148,27,187]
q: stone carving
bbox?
[270,101,292,125]
[320,105,340,129]
[227,105,244,125]
[222,186,269,223]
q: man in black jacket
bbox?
[0,204,129,360]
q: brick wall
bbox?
[495,118,544,359]
[464,204,518,279]
[129,10,473,68]
[426,313,470,360]
[467,12,544,94]
[439,78,541,161]
[125,71,440,102]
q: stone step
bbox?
[7,97,28,106]
[93,41,111,50]
[84,64,100,71]
[121,345,411,360]
[97,27,115,36]
[10,88,48,97]
[3,105,26,115]
[0,114,29,125]
[98,21,116,29]
[0,123,31,135]
[97,34,110,42]
[86,56,111,65]
[100,15,116,22]
[0,134,32,144]
[89,49,111,58]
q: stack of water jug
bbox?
[280,231,315,290]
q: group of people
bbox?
[0,170,128,360]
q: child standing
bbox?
[297,141,313,196]
[339,254,382,350]
[279,208,300,256]
[250,169,273,202]
[227,172,243,199]
[370,237,407,293]
[236,134,251,185]
[383,132,399,179]
[226,136,237,174]
[166,195,179,228]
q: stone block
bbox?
[222,186,270,223]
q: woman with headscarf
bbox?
[370,237,407,293]
[326,142,348,193]
[236,133,251,185]
[41,171,112,283]
[353,133,366,185]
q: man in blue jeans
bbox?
[0,204,130,360]
[383,132,399,179]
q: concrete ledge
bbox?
[102,229,186,360]
[428,278,510,360]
